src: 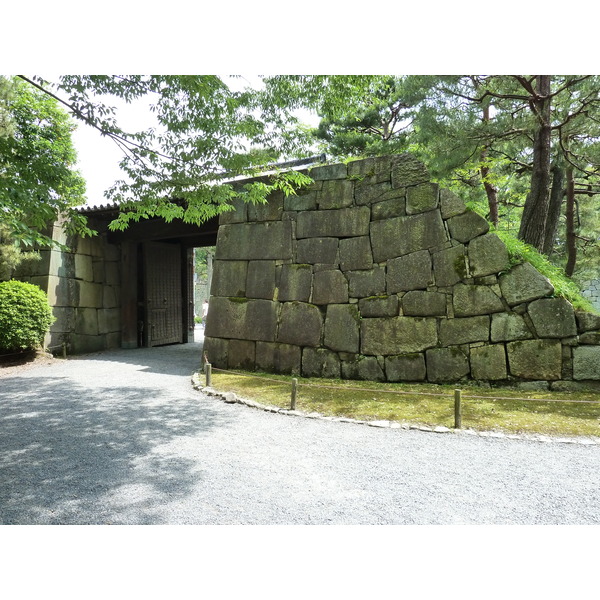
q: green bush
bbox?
[0,280,54,353]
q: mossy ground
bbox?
[207,370,600,438]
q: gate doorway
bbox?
[142,241,183,347]
[103,214,219,350]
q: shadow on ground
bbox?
[0,337,227,524]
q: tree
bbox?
[269,75,600,278]
[14,75,312,235]
[310,76,420,158]
[0,76,90,249]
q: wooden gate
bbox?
[143,242,183,347]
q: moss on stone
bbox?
[454,255,468,279]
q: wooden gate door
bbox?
[143,242,183,347]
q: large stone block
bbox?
[70,333,106,354]
[203,336,229,369]
[339,236,373,271]
[92,259,105,283]
[227,339,256,370]
[432,244,468,287]
[348,155,396,183]
[278,264,313,302]
[204,297,279,342]
[370,211,447,262]
[575,310,600,333]
[318,179,355,209]
[247,191,284,222]
[256,341,301,375]
[105,262,120,286]
[52,252,74,279]
[406,183,439,215]
[468,233,510,278]
[447,210,489,243]
[425,347,470,383]
[284,189,318,211]
[354,181,392,206]
[210,260,248,297]
[277,302,323,347]
[402,290,447,316]
[50,306,76,333]
[89,237,105,258]
[246,261,277,300]
[215,221,293,260]
[312,270,349,305]
[506,339,562,380]
[342,356,386,381]
[75,254,93,282]
[105,332,121,350]
[385,353,427,382]
[371,195,406,221]
[470,344,507,380]
[453,283,504,317]
[499,262,554,306]
[296,237,338,265]
[324,304,360,353]
[577,331,600,345]
[218,197,247,224]
[572,346,600,380]
[358,295,399,318]
[387,250,433,292]
[104,241,121,262]
[79,281,104,308]
[296,206,371,238]
[347,267,386,298]
[302,347,340,379]
[390,154,430,188]
[98,308,120,334]
[439,316,490,346]
[490,312,534,342]
[361,317,437,355]
[528,298,577,338]
[44,276,79,308]
[75,307,99,336]
[439,188,467,219]
[310,163,347,181]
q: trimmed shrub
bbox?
[0,280,54,353]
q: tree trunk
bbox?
[480,104,499,227]
[542,161,565,256]
[565,165,577,277]
[518,75,552,252]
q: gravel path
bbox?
[1,333,599,525]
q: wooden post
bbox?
[291,378,298,410]
[454,389,462,429]
[206,363,212,387]
[62,342,67,360]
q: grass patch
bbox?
[207,370,600,438]
[496,231,597,313]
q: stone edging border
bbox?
[191,372,599,447]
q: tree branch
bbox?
[17,75,186,165]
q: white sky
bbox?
[71,95,155,206]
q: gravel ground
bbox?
[1,332,599,525]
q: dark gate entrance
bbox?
[81,211,220,350]
[143,241,183,347]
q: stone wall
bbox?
[582,278,600,312]
[15,218,122,354]
[204,154,600,386]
